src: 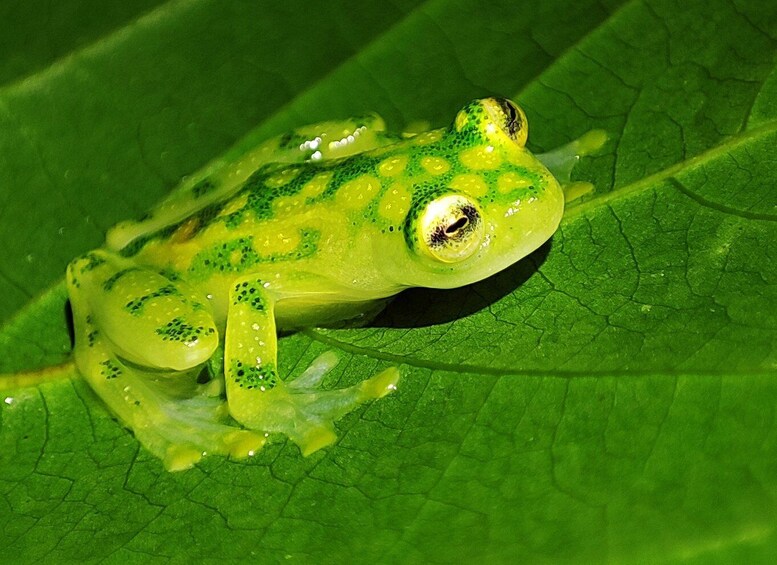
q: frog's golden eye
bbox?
[487,98,528,147]
[418,194,485,262]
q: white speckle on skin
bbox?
[4,397,13,405]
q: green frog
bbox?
[66,98,603,470]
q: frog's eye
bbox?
[417,194,485,262]
[487,98,528,147]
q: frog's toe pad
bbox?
[359,367,400,401]
[164,445,205,472]
[288,351,340,390]
[298,425,338,456]
[225,429,267,459]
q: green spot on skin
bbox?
[233,281,266,311]
[189,237,261,277]
[102,267,141,291]
[157,268,182,282]
[125,284,181,316]
[278,130,308,150]
[187,230,320,280]
[87,330,99,347]
[230,359,278,390]
[192,179,217,198]
[79,253,107,274]
[99,359,122,380]
[155,317,215,344]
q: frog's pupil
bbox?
[496,98,521,138]
[446,216,468,234]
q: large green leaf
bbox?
[1,0,776,561]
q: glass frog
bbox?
[66,98,604,471]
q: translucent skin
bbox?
[66,98,569,470]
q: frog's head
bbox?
[376,97,565,290]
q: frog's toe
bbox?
[164,444,204,472]
[294,423,339,457]
[288,351,340,389]
[358,366,400,401]
[224,429,267,459]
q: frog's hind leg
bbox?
[67,251,265,470]
[69,250,220,370]
[224,277,399,455]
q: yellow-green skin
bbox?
[66,98,575,471]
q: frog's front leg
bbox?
[67,250,265,470]
[536,129,608,203]
[224,277,399,455]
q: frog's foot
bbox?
[131,376,268,471]
[74,338,266,471]
[230,353,400,456]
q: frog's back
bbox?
[113,98,566,308]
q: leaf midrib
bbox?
[564,116,777,224]
[304,328,776,378]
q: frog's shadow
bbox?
[365,240,551,329]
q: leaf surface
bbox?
[1,0,776,562]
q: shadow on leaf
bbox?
[370,240,551,329]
